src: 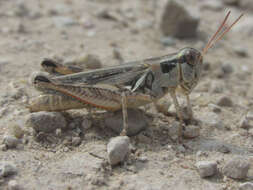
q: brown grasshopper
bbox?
[28,11,243,139]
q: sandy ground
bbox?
[0,0,253,189]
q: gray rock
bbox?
[15,0,29,17]
[107,136,130,166]
[105,109,148,136]
[3,135,20,149]
[25,111,67,133]
[0,144,7,151]
[9,124,24,139]
[113,47,124,62]
[72,137,81,147]
[167,121,180,141]
[0,162,17,177]
[217,144,230,153]
[223,158,250,179]
[208,103,221,113]
[221,63,234,75]
[239,116,252,129]
[183,125,200,139]
[53,16,77,28]
[8,180,20,190]
[160,36,176,46]
[239,182,253,190]
[81,118,92,130]
[160,0,199,38]
[196,161,217,178]
[217,96,233,107]
[222,0,240,6]
[176,145,186,153]
[234,46,248,57]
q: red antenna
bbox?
[202,11,244,55]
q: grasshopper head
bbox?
[177,47,203,92]
[177,11,243,93]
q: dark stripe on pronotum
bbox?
[160,60,177,73]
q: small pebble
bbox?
[55,128,62,136]
[3,135,20,149]
[0,162,17,177]
[72,137,81,146]
[8,180,20,190]
[176,145,186,153]
[167,122,180,141]
[196,161,217,178]
[107,136,130,166]
[223,158,250,179]
[217,144,230,154]
[239,182,253,190]
[113,47,124,62]
[81,118,92,130]
[239,116,251,129]
[217,96,233,107]
[9,124,24,139]
[160,36,176,46]
[53,16,77,28]
[234,46,248,57]
[0,144,7,151]
[221,63,234,75]
[208,103,221,113]
[183,125,200,138]
[138,156,148,162]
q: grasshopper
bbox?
[28,11,243,140]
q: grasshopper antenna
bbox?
[202,11,244,55]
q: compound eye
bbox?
[185,51,196,65]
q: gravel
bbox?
[107,136,130,166]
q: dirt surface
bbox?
[1,0,253,189]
